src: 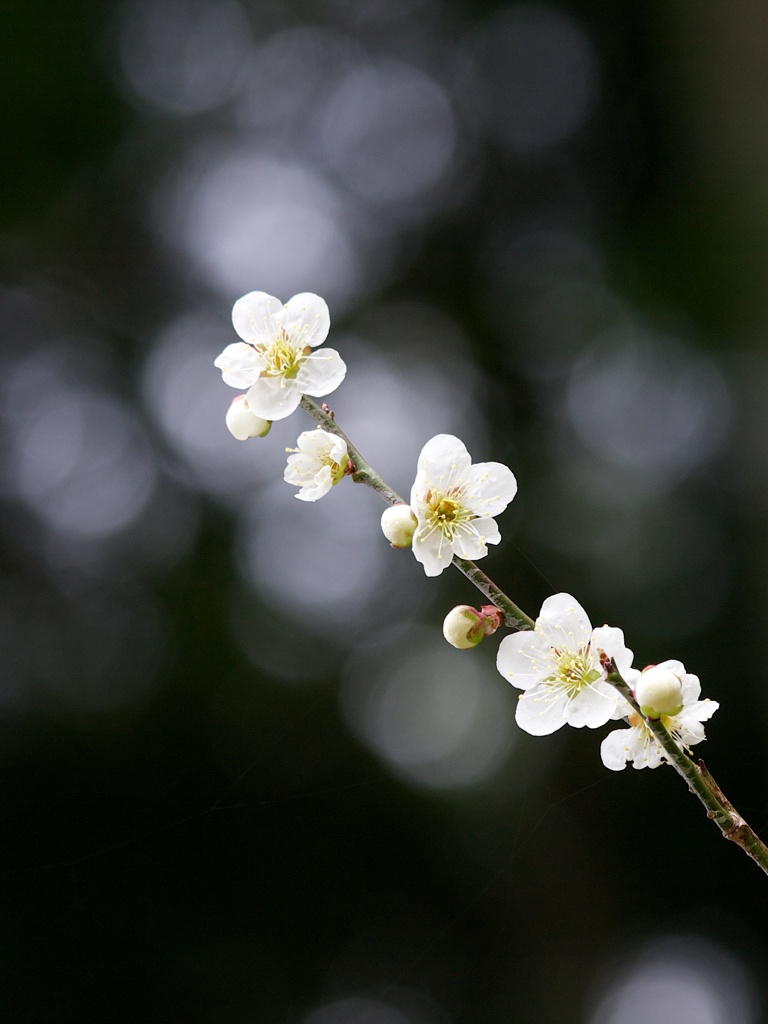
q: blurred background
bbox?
[3,0,768,1020]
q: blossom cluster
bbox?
[215,290,719,773]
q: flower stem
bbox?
[300,394,768,878]
[299,396,533,631]
[607,670,768,877]
[299,396,405,506]
[451,558,535,631]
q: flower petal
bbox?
[296,465,334,502]
[496,631,552,690]
[232,291,282,344]
[600,728,631,771]
[591,625,627,669]
[246,377,303,420]
[536,593,592,650]
[674,700,719,747]
[296,429,332,456]
[451,516,499,560]
[214,342,265,389]
[281,292,331,347]
[564,680,618,728]
[465,461,518,517]
[296,348,347,397]
[411,435,472,503]
[411,524,451,576]
[690,698,719,723]
[515,683,570,735]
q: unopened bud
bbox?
[634,664,683,718]
[381,504,418,548]
[226,395,272,440]
[442,604,502,650]
[443,605,485,649]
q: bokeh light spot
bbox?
[115,0,251,115]
[342,628,515,789]
[2,352,156,540]
[155,149,360,305]
[566,327,730,482]
[322,59,456,206]
[473,4,598,155]
[589,934,759,1024]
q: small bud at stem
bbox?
[381,504,418,548]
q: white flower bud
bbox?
[634,664,684,718]
[226,395,272,440]
[381,504,418,548]
[443,605,485,649]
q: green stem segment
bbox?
[300,397,534,631]
[300,394,768,878]
[607,671,768,877]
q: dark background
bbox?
[2,1,768,1021]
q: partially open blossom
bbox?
[634,663,683,718]
[601,659,718,771]
[409,434,518,577]
[284,428,349,502]
[225,395,272,440]
[496,593,638,735]
[381,504,418,548]
[215,291,346,421]
[443,604,503,649]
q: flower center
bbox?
[259,328,308,380]
[328,454,349,484]
[551,650,601,696]
[424,489,473,540]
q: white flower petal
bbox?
[231,291,282,344]
[451,516,499,560]
[536,593,593,650]
[690,698,719,723]
[245,377,303,420]
[284,454,311,483]
[296,348,347,397]
[656,658,686,678]
[295,429,331,456]
[674,700,719,747]
[564,679,618,728]
[600,728,632,771]
[295,464,334,501]
[465,461,518,516]
[515,683,570,735]
[591,625,633,678]
[610,695,633,720]
[281,292,330,347]
[327,436,348,464]
[414,434,472,491]
[411,524,450,576]
[496,631,552,690]
[214,342,265,389]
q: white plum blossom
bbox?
[380,504,418,548]
[409,434,518,577]
[214,291,346,421]
[601,660,719,771]
[496,593,638,736]
[284,428,349,502]
[225,394,271,440]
